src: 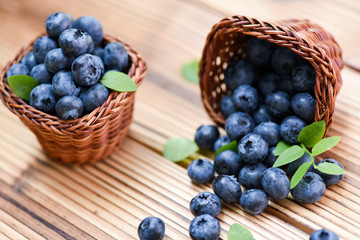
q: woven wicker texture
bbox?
[199,15,343,131]
[0,33,147,164]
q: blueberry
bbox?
[225,112,255,141]
[245,37,274,66]
[261,167,290,201]
[55,96,83,120]
[72,53,104,86]
[103,42,129,72]
[21,52,37,70]
[30,64,53,84]
[238,133,268,164]
[251,105,272,125]
[315,159,344,186]
[291,92,316,123]
[189,214,220,240]
[258,73,281,96]
[220,95,237,118]
[240,189,268,215]
[232,84,259,112]
[6,63,29,77]
[45,48,73,73]
[59,29,94,56]
[280,116,306,145]
[262,147,277,168]
[224,59,255,91]
[33,36,58,63]
[310,229,339,240]
[212,175,242,203]
[138,216,165,240]
[92,46,104,59]
[279,75,295,96]
[80,83,109,112]
[45,12,73,39]
[214,150,242,175]
[194,125,220,150]
[265,91,291,118]
[292,64,316,92]
[288,153,314,176]
[187,159,214,184]
[52,70,81,98]
[238,163,267,189]
[190,192,222,217]
[29,84,56,113]
[291,172,326,203]
[271,47,302,75]
[213,136,231,152]
[72,16,103,45]
[253,121,280,146]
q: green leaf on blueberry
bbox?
[228,223,254,240]
[274,140,292,156]
[297,120,326,148]
[215,140,238,156]
[7,75,39,101]
[290,161,312,189]
[100,70,137,92]
[181,59,200,84]
[163,137,198,162]
[312,136,341,156]
[273,145,305,167]
[316,162,345,175]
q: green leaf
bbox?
[181,59,199,83]
[100,70,137,92]
[317,162,345,175]
[297,120,326,148]
[273,145,305,168]
[163,138,198,162]
[312,136,341,156]
[228,223,254,240]
[290,161,312,189]
[7,75,39,101]
[215,140,238,156]
[274,140,292,156]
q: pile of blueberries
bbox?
[6,12,129,120]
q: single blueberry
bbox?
[72,53,104,86]
[45,12,73,39]
[187,159,214,184]
[212,175,242,203]
[315,159,344,186]
[292,64,316,92]
[224,59,255,91]
[262,147,277,168]
[92,46,104,59]
[261,167,290,201]
[29,84,56,113]
[257,73,281,96]
[213,136,231,152]
[280,116,306,145]
[279,75,295,96]
[214,150,242,175]
[103,41,129,72]
[189,214,220,240]
[310,229,339,240]
[21,52,37,70]
[238,163,267,189]
[55,96,83,120]
[240,189,268,215]
[291,92,316,123]
[80,83,109,112]
[194,125,220,150]
[6,63,29,77]
[238,133,268,164]
[52,70,81,98]
[138,216,165,240]
[251,105,272,125]
[59,29,94,56]
[220,94,237,118]
[288,153,314,176]
[225,112,255,141]
[232,84,259,112]
[271,47,303,75]
[291,172,326,204]
[190,192,222,217]
[245,37,274,66]
[265,91,291,118]
[72,16,103,45]
[33,36,58,63]
[45,48,73,73]
[253,121,280,146]
[30,64,53,84]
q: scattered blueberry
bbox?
[138,216,165,240]
[232,84,259,112]
[253,121,280,146]
[258,73,280,96]
[190,192,222,217]
[315,159,344,186]
[265,91,291,118]
[52,70,81,98]
[238,133,268,164]
[214,150,242,175]
[80,83,109,112]
[292,64,316,92]
[189,214,220,240]
[45,48,73,73]
[29,84,56,113]
[55,96,83,120]
[288,153,314,176]
[245,37,274,66]
[262,147,277,168]
[261,167,290,201]
[240,189,268,215]
[225,112,255,141]
[21,52,37,70]
[194,125,220,150]
[72,53,104,86]
[33,36,58,63]
[309,229,339,240]
[238,163,267,189]
[280,116,306,145]
[6,63,29,77]
[252,105,272,125]
[220,94,237,118]
[291,172,326,204]
[224,59,255,91]
[45,12,73,39]
[187,159,214,184]
[72,16,103,45]
[212,175,242,203]
[59,29,94,56]
[291,92,316,123]
[103,41,129,72]
[213,136,231,152]
[271,47,302,75]
[30,64,52,84]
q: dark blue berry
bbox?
[238,133,268,164]
[103,42,129,72]
[245,37,274,66]
[310,229,339,240]
[261,167,290,201]
[232,84,259,112]
[52,70,81,98]
[212,175,242,203]
[59,29,94,56]
[291,92,316,123]
[72,16,103,45]
[225,112,255,141]
[45,12,73,39]
[6,63,29,77]
[251,105,272,125]
[292,64,316,92]
[224,59,255,91]
[80,83,109,112]
[29,84,56,113]
[238,163,267,189]
[265,91,291,118]
[214,150,242,175]
[72,53,104,86]
[213,136,231,152]
[253,121,280,146]
[279,75,295,96]
[240,189,268,215]
[258,73,280,96]
[45,48,73,73]
[187,159,214,184]
[92,46,104,59]
[288,153,314,176]
[194,125,219,150]
[30,64,52,84]
[21,52,37,70]
[280,116,306,145]
[315,159,344,186]
[189,214,220,240]
[220,95,237,118]
[262,147,277,168]
[138,216,165,240]
[55,96,83,120]
[190,192,222,217]
[291,172,325,203]
[271,47,302,75]
[33,36,57,63]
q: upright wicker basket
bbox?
[199,16,343,131]
[0,33,147,165]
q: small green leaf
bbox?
[228,223,254,240]
[7,75,39,101]
[163,138,198,162]
[215,140,238,156]
[274,140,292,156]
[297,121,326,148]
[181,59,199,83]
[312,136,341,156]
[317,162,345,175]
[273,145,305,168]
[100,70,137,92]
[290,161,312,189]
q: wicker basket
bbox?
[199,15,343,131]
[0,33,147,165]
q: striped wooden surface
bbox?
[0,0,360,239]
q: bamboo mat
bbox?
[0,0,360,239]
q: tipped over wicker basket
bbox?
[199,15,343,132]
[0,33,147,165]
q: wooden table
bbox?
[0,0,359,239]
